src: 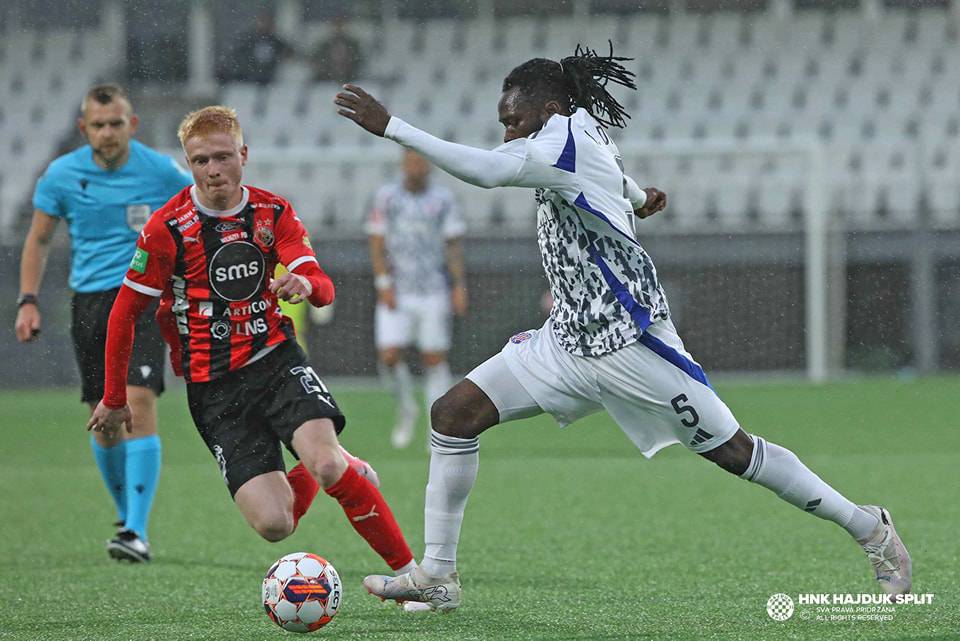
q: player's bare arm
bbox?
[368,234,396,309]
[636,187,667,219]
[269,271,314,305]
[15,209,59,342]
[335,84,390,137]
[446,237,468,316]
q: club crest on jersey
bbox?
[208,241,266,301]
[254,221,275,248]
[510,331,532,344]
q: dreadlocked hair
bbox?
[502,41,637,128]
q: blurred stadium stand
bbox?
[1,0,959,387]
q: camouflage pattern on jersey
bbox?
[369,182,465,296]
[535,188,670,357]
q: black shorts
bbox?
[186,340,346,497]
[71,288,166,403]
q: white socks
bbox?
[381,362,416,414]
[424,362,452,416]
[421,430,479,578]
[743,436,880,540]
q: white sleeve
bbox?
[384,117,567,190]
[384,117,522,188]
[623,175,647,210]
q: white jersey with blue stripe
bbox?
[493,109,670,356]
[384,108,669,357]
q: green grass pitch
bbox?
[0,378,957,641]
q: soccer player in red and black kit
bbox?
[87,106,418,578]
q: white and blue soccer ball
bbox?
[262,552,342,633]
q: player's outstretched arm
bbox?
[335,85,526,189]
[334,84,390,136]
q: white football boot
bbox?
[858,505,912,595]
[363,567,461,612]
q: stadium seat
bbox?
[13,10,960,237]
[927,178,960,228]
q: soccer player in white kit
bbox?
[367,150,468,448]
[336,44,912,611]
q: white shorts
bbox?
[466,318,740,458]
[375,291,452,353]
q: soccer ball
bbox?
[262,552,342,633]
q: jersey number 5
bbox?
[670,393,700,427]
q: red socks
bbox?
[287,463,320,529]
[324,465,414,571]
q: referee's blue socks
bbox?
[122,434,162,541]
[91,437,127,524]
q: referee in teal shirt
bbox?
[14,84,192,563]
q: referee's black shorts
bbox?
[71,287,166,404]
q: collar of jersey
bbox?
[191,185,249,218]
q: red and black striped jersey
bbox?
[123,185,324,383]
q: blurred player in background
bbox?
[87,107,419,579]
[367,150,467,448]
[338,44,912,610]
[14,84,192,562]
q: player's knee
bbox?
[125,387,158,435]
[126,385,157,408]
[380,349,402,367]
[422,352,446,368]
[305,450,348,489]
[430,394,455,435]
[93,430,123,448]
[430,392,475,439]
[252,512,294,542]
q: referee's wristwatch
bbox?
[17,293,38,308]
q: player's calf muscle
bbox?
[699,429,753,476]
